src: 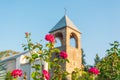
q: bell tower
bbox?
[49,15,82,79]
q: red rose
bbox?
[59,51,68,59]
[25,32,29,37]
[88,67,99,75]
[42,70,50,80]
[11,69,22,78]
[45,34,55,43]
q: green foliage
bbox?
[96,41,120,80]
[0,50,20,59]
[71,68,80,80]
[78,71,92,80]
[81,48,86,66]
[5,71,13,80]
[71,68,92,80]
[94,54,100,66]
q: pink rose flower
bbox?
[25,32,29,37]
[11,69,22,78]
[42,70,50,80]
[59,51,68,59]
[45,34,55,43]
[88,67,99,75]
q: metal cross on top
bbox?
[64,8,67,15]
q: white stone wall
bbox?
[20,63,31,80]
[6,59,16,71]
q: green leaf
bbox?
[35,64,41,70]
[53,58,58,62]
[24,47,28,51]
[51,48,60,54]
[46,43,50,48]
[66,59,69,63]
[31,72,36,79]
[32,54,38,59]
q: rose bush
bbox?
[22,32,69,80]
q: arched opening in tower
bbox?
[70,32,78,48]
[55,38,61,47]
[54,32,63,47]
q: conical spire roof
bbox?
[49,15,80,33]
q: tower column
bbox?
[49,15,82,80]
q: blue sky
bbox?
[0,0,120,65]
